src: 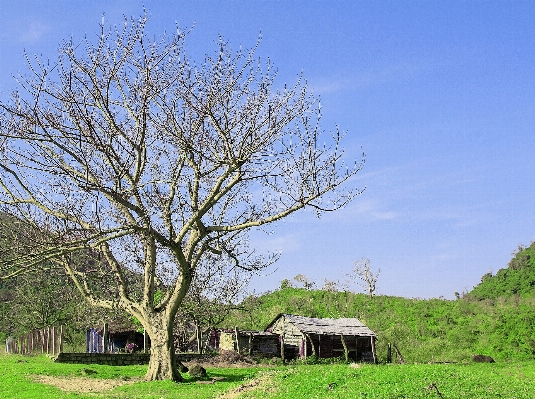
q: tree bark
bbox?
[145,314,183,382]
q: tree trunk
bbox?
[145,314,183,382]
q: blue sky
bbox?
[1,1,534,299]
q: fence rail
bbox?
[5,326,64,355]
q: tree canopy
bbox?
[0,13,364,381]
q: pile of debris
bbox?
[189,350,256,368]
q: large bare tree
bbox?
[0,14,364,381]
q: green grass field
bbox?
[241,362,535,399]
[2,354,534,398]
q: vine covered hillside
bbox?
[468,242,535,300]
[226,288,535,363]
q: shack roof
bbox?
[266,314,376,337]
[219,329,278,337]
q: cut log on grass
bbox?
[472,354,495,363]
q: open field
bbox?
[1,354,534,398]
[240,362,535,399]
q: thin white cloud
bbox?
[352,199,397,221]
[311,58,439,95]
[19,22,47,43]
[249,233,301,254]
[332,198,398,223]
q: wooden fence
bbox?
[5,326,63,355]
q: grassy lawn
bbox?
[242,362,535,399]
[0,354,262,399]
[2,354,535,398]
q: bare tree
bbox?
[0,13,364,381]
[349,258,379,299]
[322,278,348,292]
[294,274,316,290]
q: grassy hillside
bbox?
[225,288,535,363]
[469,242,535,300]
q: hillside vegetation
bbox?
[225,245,535,364]
[469,242,535,300]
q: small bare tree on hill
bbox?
[294,274,316,290]
[349,258,379,299]
[0,13,364,381]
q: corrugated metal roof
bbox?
[282,314,376,336]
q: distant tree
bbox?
[322,278,348,292]
[294,274,316,290]
[0,13,364,381]
[349,258,380,299]
[321,278,338,292]
[280,279,293,290]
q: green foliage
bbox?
[280,279,292,290]
[469,242,535,300]
[223,243,535,364]
[224,287,535,363]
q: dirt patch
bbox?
[216,371,277,399]
[30,375,138,393]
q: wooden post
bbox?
[52,326,56,355]
[103,323,109,353]
[88,328,93,353]
[248,333,253,356]
[234,327,240,354]
[59,325,64,354]
[394,343,405,364]
[355,336,359,361]
[371,336,377,364]
[305,333,316,357]
[280,335,285,363]
[143,329,149,353]
[198,326,203,355]
[197,326,203,355]
[46,327,50,354]
[341,335,349,362]
[318,334,321,358]
[387,343,392,363]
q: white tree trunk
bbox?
[145,313,182,382]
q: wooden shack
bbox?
[265,314,377,362]
[218,328,279,357]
